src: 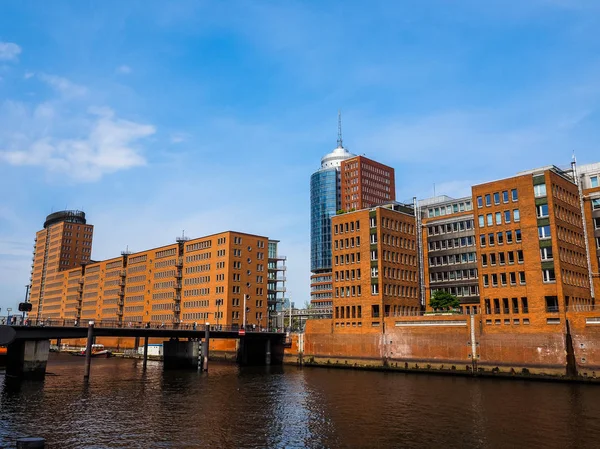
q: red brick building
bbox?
[340,155,395,211]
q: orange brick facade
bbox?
[30,229,274,328]
[473,168,591,332]
[340,156,395,211]
[331,204,420,330]
[29,211,93,320]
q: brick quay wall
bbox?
[287,312,600,381]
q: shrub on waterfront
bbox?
[429,291,460,311]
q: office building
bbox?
[473,166,592,328]
[29,210,93,320]
[310,114,396,310]
[419,196,479,313]
[331,203,420,329]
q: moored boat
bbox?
[70,344,112,358]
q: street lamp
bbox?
[216,299,222,328]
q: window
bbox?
[504,210,511,223]
[536,204,549,218]
[494,192,500,205]
[481,254,488,266]
[477,196,483,208]
[593,198,600,210]
[478,215,485,227]
[483,274,489,287]
[540,247,553,260]
[495,212,502,225]
[517,250,524,263]
[594,217,600,229]
[499,252,505,264]
[511,189,518,201]
[508,251,515,264]
[519,272,526,285]
[502,190,509,203]
[492,274,498,286]
[488,233,495,245]
[485,194,491,206]
[538,225,551,239]
[515,229,522,242]
[513,209,520,222]
[510,272,516,285]
[534,183,547,198]
[480,235,486,247]
[543,269,556,283]
[486,214,493,226]
[497,232,504,245]
[591,176,598,188]
[490,253,497,266]
[506,230,513,244]
[501,273,507,286]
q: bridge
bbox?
[0,320,287,380]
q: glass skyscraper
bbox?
[310,142,355,274]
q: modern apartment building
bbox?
[473,166,592,328]
[340,155,395,211]
[267,240,287,328]
[310,115,396,310]
[34,230,278,329]
[419,196,479,313]
[29,210,94,320]
[331,203,420,329]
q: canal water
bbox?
[1,354,600,448]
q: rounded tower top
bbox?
[320,145,356,169]
[44,210,86,229]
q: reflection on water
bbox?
[1,354,600,448]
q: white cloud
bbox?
[116,65,132,74]
[0,42,21,61]
[38,73,87,97]
[24,71,34,79]
[0,104,155,182]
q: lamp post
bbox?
[216,299,222,328]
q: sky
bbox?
[1,0,599,312]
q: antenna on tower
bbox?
[337,110,343,148]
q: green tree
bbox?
[429,290,460,311]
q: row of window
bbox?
[429,252,477,266]
[428,236,475,252]
[485,297,529,314]
[480,229,522,247]
[335,252,361,265]
[481,250,524,266]
[334,236,361,250]
[426,201,473,218]
[335,269,362,282]
[334,221,361,234]
[427,220,474,236]
[432,285,479,297]
[429,269,478,282]
[477,189,518,208]
[482,271,526,287]
[478,209,520,228]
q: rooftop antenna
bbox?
[337,110,343,148]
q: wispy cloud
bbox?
[0,42,21,61]
[116,65,132,74]
[169,132,189,144]
[38,73,87,97]
[0,102,155,182]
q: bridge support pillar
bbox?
[163,340,198,370]
[201,327,210,372]
[142,336,149,370]
[6,340,50,379]
[265,338,271,366]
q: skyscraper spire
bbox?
[337,110,343,149]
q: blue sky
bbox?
[1,0,599,312]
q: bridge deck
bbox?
[0,324,285,346]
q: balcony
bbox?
[175,270,183,279]
[119,270,127,277]
[176,257,183,267]
[174,305,181,312]
[118,300,124,307]
[78,277,84,284]
[175,295,181,302]
[118,291,125,296]
[175,282,182,289]
[77,287,83,293]
[117,310,123,316]
[119,280,126,287]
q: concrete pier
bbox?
[6,340,50,379]
[163,340,199,370]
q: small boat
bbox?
[71,344,112,358]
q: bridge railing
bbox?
[3,317,284,334]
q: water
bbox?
[1,355,600,448]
